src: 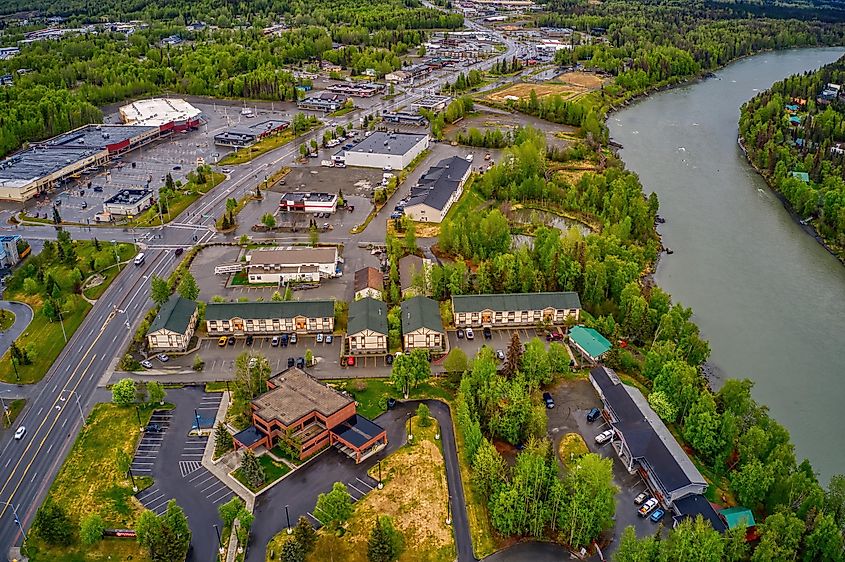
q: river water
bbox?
[609,48,845,485]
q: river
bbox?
[609,48,845,484]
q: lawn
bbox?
[28,403,162,561]
[2,399,24,428]
[127,171,225,227]
[268,419,455,562]
[327,378,454,419]
[82,244,138,300]
[0,240,137,384]
[0,309,14,331]
[232,454,291,492]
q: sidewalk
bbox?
[200,390,256,511]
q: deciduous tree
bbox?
[112,377,136,406]
[315,482,353,529]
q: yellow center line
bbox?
[0,350,100,519]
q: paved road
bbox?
[0,10,519,558]
[0,302,32,366]
[246,399,471,562]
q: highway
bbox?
[0,12,519,558]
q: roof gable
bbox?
[148,295,197,335]
[348,297,388,335]
[400,296,443,334]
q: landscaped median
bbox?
[25,401,165,561]
[0,237,137,384]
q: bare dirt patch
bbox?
[487,83,580,103]
[557,71,605,90]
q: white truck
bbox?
[321,160,334,167]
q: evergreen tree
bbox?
[367,515,403,562]
[240,449,265,488]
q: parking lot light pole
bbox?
[194,409,202,434]
[214,524,223,557]
[446,495,452,526]
[377,460,383,489]
[285,504,292,534]
[407,412,413,442]
[59,390,85,426]
[128,468,138,492]
[110,239,120,271]
[0,501,26,544]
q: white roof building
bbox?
[119,98,203,127]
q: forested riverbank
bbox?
[739,55,845,262]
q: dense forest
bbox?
[739,55,845,260]
[544,0,845,106]
[429,130,845,559]
[0,0,461,158]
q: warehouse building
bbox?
[404,156,472,223]
[452,291,581,327]
[412,94,451,112]
[0,124,159,202]
[246,247,339,284]
[381,111,428,126]
[338,132,429,170]
[205,300,335,335]
[103,188,154,216]
[213,119,289,148]
[278,192,338,214]
[328,82,384,97]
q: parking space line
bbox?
[347,482,366,496]
[136,488,161,500]
[307,512,323,525]
[193,473,217,487]
[355,477,374,490]
[147,497,173,513]
[206,486,230,501]
[200,479,224,494]
[188,470,212,483]
[211,493,234,506]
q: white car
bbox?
[496,349,505,360]
[595,429,614,444]
[638,498,659,517]
[14,426,26,440]
[157,354,170,362]
[316,333,324,343]
[466,328,475,340]
[141,360,153,369]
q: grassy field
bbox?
[127,171,225,227]
[0,241,137,384]
[233,454,291,492]
[267,419,455,562]
[28,403,162,561]
[326,378,453,420]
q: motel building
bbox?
[233,368,387,464]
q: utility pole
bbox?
[1,502,27,544]
[60,390,85,426]
[111,239,120,271]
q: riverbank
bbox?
[737,136,845,266]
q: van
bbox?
[134,253,145,266]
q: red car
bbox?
[347,356,355,366]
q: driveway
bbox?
[246,399,471,562]
[0,301,33,367]
[131,387,235,562]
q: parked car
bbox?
[141,360,153,369]
[218,336,228,347]
[595,429,614,444]
[347,356,355,366]
[157,354,170,362]
[145,423,163,433]
[290,334,297,344]
[542,391,555,409]
[272,336,280,347]
[227,336,235,346]
[483,327,492,340]
[650,508,665,523]
[245,334,254,346]
[173,164,182,170]
[281,334,289,347]
[174,248,184,256]
[587,407,602,423]
[296,357,305,369]
[316,333,324,343]
[287,357,295,368]
[456,328,465,339]
[633,492,650,506]
[326,334,333,344]
[496,349,505,360]
[93,186,104,192]
[546,331,564,341]
[466,328,474,340]
[385,354,394,365]
[638,498,659,517]
[389,211,403,219]
[14,426,26,440]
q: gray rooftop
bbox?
[452,292,581,313]
[215,119,288,140]
[407,156,471,212]
[148,295,197,335]
[253,367,353,426]
[206,300,334,320]
[344,132,427,157]
[398,255,427,292]
[104,188,152,206]
[348,297,388,336]
[47,124,158,149]
[401,296,444,334]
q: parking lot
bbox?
[130,388,235,562]
[546,378,657,553]
[169,334,344,377]
[446,326,567,359]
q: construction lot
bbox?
[486,70,606,104]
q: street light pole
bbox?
[0,501,27,544]
[60,390,85,426]
[214,524,224,558]
[128,468,138,492]
[446,495,452,525]
[285,504,292,534]
[194,408,202,434]
[136,406,143,431]
[377,460,383,489]
[110,239,120,272]
[407,412,413,442]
